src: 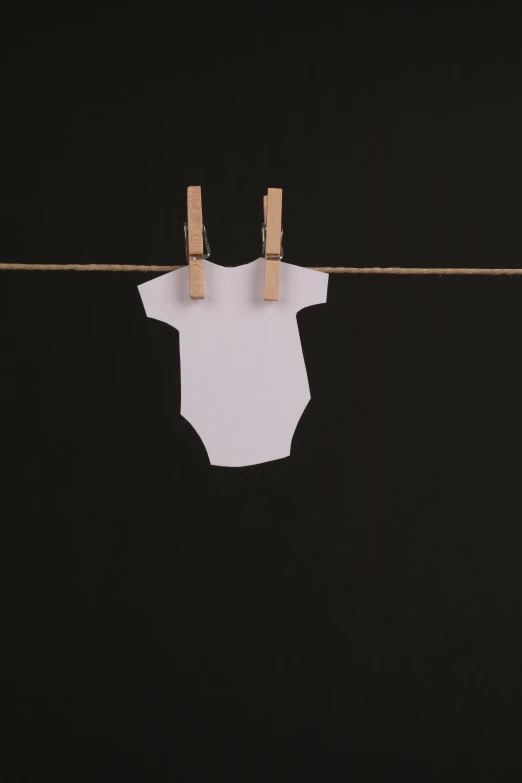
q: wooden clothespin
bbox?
[186,185,208,299]
[264,187,283,301]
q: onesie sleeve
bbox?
[137,267,190,330]
[281,263,329,313]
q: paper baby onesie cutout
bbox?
[138,258,329,467]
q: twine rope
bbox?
[2,263,522,275]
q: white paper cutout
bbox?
[138,258,329,467]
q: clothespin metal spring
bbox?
[184,222,211,262]
[261,224,284,260]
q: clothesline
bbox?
[2,263,522,275]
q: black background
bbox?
[2,3,522,780]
